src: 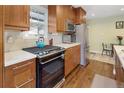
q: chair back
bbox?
[102,43,107,49]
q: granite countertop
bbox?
[5,50,36,67]
[55,43,80,49]
[114,45,124,69]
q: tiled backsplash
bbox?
[4,30,62,52]
[48,33,62,45]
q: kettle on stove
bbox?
[36,36,45,48]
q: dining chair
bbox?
[102,43,112,56]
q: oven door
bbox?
[36,52,64,88]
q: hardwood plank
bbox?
[62,60,115,88]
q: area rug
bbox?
[91,74,124,88]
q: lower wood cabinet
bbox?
[4,59,36,88]
[115,55,124,82]
[114,49,124,82]
[64,45,81,77]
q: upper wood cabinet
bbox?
[64,5,75,22]
[0,6,4,88]
[56,5,66,32]
[48,6,57,33]
[67,6,75,23]
[4,59,36,88]
[74,7,86,24]
[4,5,30,31]
[48,6,86,33]
[48,5,66,33]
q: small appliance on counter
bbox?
[62,31,76,43]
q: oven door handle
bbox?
[40,54,64,65]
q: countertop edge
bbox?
[55,43,80,49]
[5,50,37,67]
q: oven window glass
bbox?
[38,56,64,88]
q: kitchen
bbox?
[0,5,87,88]
[0,5,124,88]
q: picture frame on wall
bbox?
[116,21,124,29]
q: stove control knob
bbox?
[43,51,46,54]
[39,52,43,55]
[46,51,49,54]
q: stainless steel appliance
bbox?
[75,24,89,66]
[66,20,75,31]
[23,45,65,88]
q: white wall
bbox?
[87,15,124,53]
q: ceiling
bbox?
[76,5,124,20]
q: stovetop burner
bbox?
[23,45,65,58]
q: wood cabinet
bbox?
[114,48,124,82]
[64,5,75,22]
[4,5,30,31]
[48,5,76,33]
[48,5,66,33]
[48,6,57,33]
[4,59,36,88]
[64,45,81,77]
[48,6,86,33]
[114,51,124,82]
[56,5,66,32]
[0,6,4,88]
[74,7,86,24]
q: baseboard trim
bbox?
[89,50,101,54]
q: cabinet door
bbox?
[64,48,74,77]
[115,57,124,82]
[5,59,36,88]
[48,6,57,33]
[0,6,4,88]
[69,6,75,22]
[56,5,66,32]
[64,45,81,77]
[74,45,81,65]
[71,45,81,69]
[64,6,75,23]
[74,7,86,24]
[5,5,30,31]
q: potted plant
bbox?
[117,36,123,45]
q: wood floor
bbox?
[62,59,115,88]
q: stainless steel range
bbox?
[23,45,65,88]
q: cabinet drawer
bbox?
[4,59,36,88]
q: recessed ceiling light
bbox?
[120,8,124,11]
[91,13,95,17]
